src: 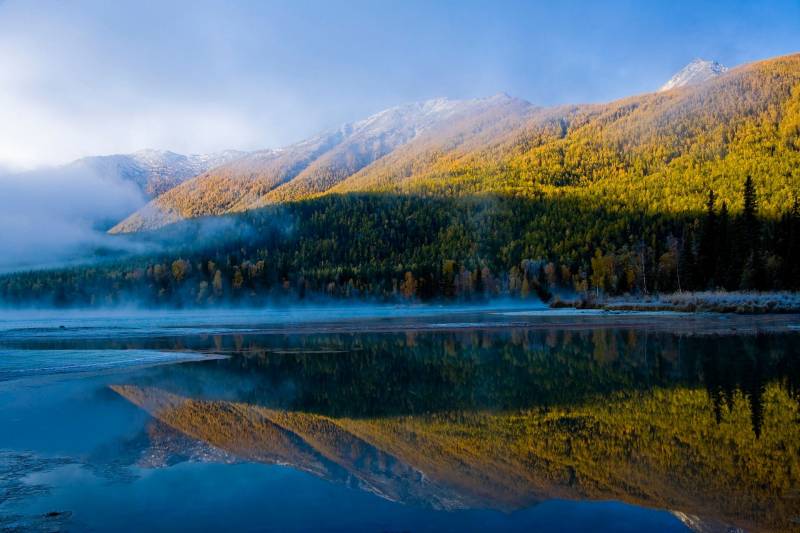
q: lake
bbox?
[1,306,798,532]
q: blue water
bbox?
[0,349,216,381]
[5,460,686,532]
[2,307,797,531]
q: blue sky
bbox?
[0,0,798,167]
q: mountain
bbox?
[109,94,533,233]
[111,53,800,235]
[112,385,472,510]
[4,53,800,303]
[659,58,728,92]
[69,148,246,199]
[329,53,799,214]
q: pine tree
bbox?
[697,190,717,288]
[678,227,696,292]
[473,265,484,297]
[440,260,456,298]
[739,176,764,289]
[787,196,800,290]
[715,202,732,289]
[742,176,759,243]
[777,201,793,288]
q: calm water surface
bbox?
[1,307,799,532]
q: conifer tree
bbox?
[741,176,759,246]
[697,190,717,288]
[792,197,800,290]
[715,201,731,289]
[678,227,696,292]
[739,176,766,289]
[473,265,484,296]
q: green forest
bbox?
[1,174,798,307]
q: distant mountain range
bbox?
[109,94,531,232]
[3,54,798,301]
[26,54,793,235]
[103,53,800,233]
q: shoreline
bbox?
[550,291,800,314]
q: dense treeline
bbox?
[1,173,797,307]
[589,175,800,296]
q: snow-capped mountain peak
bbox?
[659,59,728,92]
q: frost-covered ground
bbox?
[582,291,800,313]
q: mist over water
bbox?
[0,301,549,342]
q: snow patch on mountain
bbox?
[71,149,247,198]
[659,59,728,92]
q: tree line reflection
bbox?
[135,327,800,437]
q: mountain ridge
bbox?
[110,52,800,234]
[109,93,533,233]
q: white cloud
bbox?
[0,1,323,169]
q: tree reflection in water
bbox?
[113,328,800,533]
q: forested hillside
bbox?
[71,149,245,199]
[2,54,800,307]
[335,54,800,215]
[110,95,531,233]
[1,177,798,307]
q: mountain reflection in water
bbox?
[110,328,800,533]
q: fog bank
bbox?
[0,165,145,272]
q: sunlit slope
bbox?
[112,383,800,532]
[333,53,800,215]
[110,95,532,233]
[254,95,532,206]
[110,53,800,234]
[109,131,346,232]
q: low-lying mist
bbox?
[0,300,551,338]
[0,165,146,272]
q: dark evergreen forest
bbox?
[1,176,797,307]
